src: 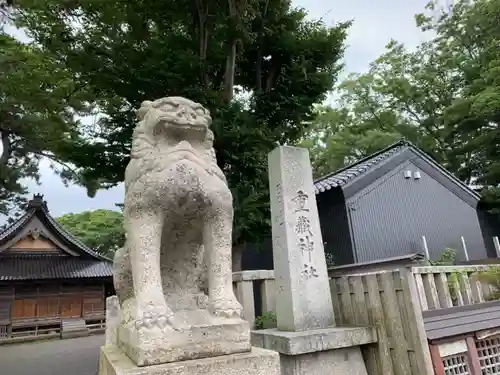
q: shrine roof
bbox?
[0,194,111,262]
[0,254,113,280]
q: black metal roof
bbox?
[0,255,113,281]
[313,139,481,201]
[313,140,408,194]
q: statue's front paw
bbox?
[197,294,209,309]
[209,296,243,318]
[133,302,175,331]
[168,314,191,332]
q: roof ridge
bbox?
[313,139,409,193]
[313,139,407,184]
[313,139,481,201]
[44,212,112,261]
[405,146,481,200]
[0,209,36,240]
[0,201,111,262]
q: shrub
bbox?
[254,311,277,330]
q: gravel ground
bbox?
[0,335,104,375]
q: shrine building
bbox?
[0,194,114,342]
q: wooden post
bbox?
[493,236,500,258]
[465,336,482,375]
[364,274,394,375]
[461,236,469,261]
[422,236,430,261]
[399,268,435,375]
[429,344,445,375]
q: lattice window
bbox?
[443,354,471,375]
[0,325,8,338]
[476,335,500,374]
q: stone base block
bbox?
[251,326,376,375]
[99,345,281,375]
[280,347,367,375]
[251,326,376,355]
[118,318,251,366]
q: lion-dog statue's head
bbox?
[125,97,225,190]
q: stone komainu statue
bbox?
[112,97,249,366]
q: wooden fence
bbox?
[233,268,435,375]
[412,265,496,311]
[330,269,433,375]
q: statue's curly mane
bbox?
[125,99,224,192]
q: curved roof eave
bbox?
[0,202,112,262]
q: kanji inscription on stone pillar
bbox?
[268,146,335,332]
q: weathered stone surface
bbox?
[232,270,275,282]
[118,317,251,366]
[251,326,377,355]
[263,146,372,375]
[279,348,368,375]
[99,345,280,375]
[105,296,120,346]
[267,146,335,332]
[112,97,249,366]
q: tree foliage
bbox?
[301,105,402,178]
[57,209,125,258]
[12,0,349,254]
[0,32,89,220]
[304,0,500,209]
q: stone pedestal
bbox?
[99,345,280,375]
[252,327,376,375]
[118,313,251,366]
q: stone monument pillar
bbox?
[98,97,279,375]
[252,146,376,375]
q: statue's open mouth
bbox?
[158,116,207,132]
[166,141,202,158]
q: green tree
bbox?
[57,209,125,258]
[416,0,500,208]
[305,0,500,207]
[13,0,350,269]
[0,32,89,221]
[301,105,403,178]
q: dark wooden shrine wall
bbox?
[0,283,105,323]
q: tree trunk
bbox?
[255,0,270,92]
[223,0,237,103]
[0,130,10,166]
[223,41,236,102]
[232,243,245,272]
[195,0,210,87]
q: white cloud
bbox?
[296,0,432,74]
[3,0,435,219]
[23,159,123,218]
[3,23,30,43]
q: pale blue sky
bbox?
[4,0,433,220]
